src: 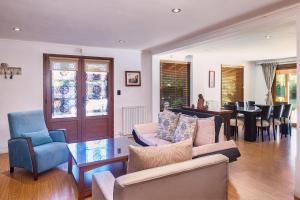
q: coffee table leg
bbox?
[78,168,85,200]
[68,152,72,174]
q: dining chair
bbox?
[281,104,292,137]
[224,104,244,141]
[271,104,283,140]
[256,105,272,142]
[247,101,255,107]
[236,102,244,107]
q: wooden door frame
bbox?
[43,54,114,141]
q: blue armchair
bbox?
[8,110,68,180]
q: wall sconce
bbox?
[0,63,22,79]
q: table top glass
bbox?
[67,137,136,166]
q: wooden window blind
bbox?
[160,61,190,110]
[221,65,244,106]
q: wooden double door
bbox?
[43,54,114,142]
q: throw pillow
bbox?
[173,114,197,143]
[21,129,53,146]
[127,139,193,173]
[156,110,179,141]
[194,117,216,146]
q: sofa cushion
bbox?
[136,133,172,146]
[173,115,197,143]
[34,142,68,173]
[21,129,53,146]
[156,110,179,141]
[194,117,215,146]
[127,139,192,173]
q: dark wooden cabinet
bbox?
[43,54,114,142]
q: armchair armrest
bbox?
[49,129,67,143]
[8,137,36,173]
[92,171,115,200]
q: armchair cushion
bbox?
[21,129,53,147]
[34,142,68,173]
[49,130,66,142]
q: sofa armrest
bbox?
[193,140,241,162]
[92,171,115,200]
[8,137,36,173]
[133,122,158,135]
[49,129,67,143]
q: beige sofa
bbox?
[92,154,229,200]
[133,122,240,162]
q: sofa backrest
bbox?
[8,110,48,138]
[171,108,223,143]
[113,154,228,200]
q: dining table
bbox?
[237,106,262,142]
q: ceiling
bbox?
[0,0,298,50]
[165,20,297,61]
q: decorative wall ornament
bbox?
[0,63,22,79]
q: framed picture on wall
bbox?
[125,71,141,86]
[209,70,215,88]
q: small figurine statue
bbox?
[197,94,206,110]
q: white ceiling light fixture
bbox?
[265,35,272,39]
[171,8,182,13]
[118,40,126,44]
[13,27,22,32]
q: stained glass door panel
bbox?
[51,58,78,118]
[85,60,109,116]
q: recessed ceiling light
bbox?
[118,40,126,44]
[265,35,271,39]
[13,27,22,32]
[171,8,182,13]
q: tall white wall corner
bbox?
[295,10,300,199]
[152,55,160,122]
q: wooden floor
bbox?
[0,129,299,200]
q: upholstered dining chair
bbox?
[256,105,272,142]
[281,104,293,137]
[271,104,284,140]
[247,101,255,107]
[8,110,68,180]
[224,104,244,141]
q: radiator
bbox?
[122,106,148,136]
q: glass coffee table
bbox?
[67,137,136,200]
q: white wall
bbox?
[0,39,151,153]
[152,52,257,120]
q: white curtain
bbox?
[261,62,277,105]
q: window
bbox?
[160,61,190,110]
[221,65,244,106]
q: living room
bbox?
[1,1,300,200]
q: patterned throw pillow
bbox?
[173,114,197,143]
[156,110,179,141]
